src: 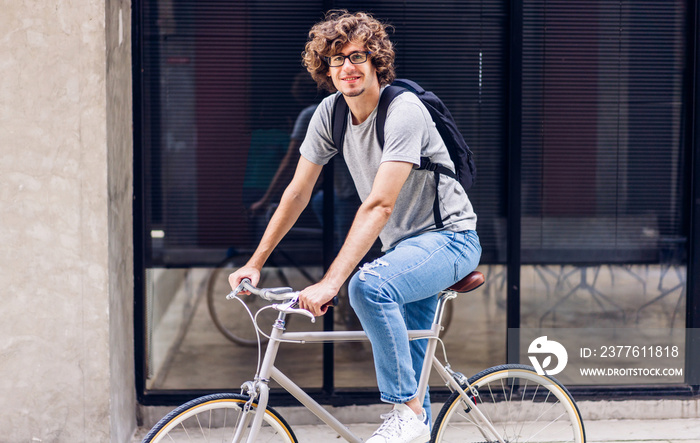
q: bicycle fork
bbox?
[228,378,271,443]
[231,317,285,443]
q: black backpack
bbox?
[332,78,476,229]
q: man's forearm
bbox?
[321,201,391,290]
[296,161,412,316]
[321,161,414,290]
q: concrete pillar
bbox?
[0,0,135,441]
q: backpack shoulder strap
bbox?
[391,78,424,95]
[376,85,408,148]
[332,94,349,154]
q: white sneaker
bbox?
[366,404,430,443]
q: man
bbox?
[229,10,480,443]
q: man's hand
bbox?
[228,266,261,295]
[298,280,339,317]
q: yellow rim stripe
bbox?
[151,398,295,442]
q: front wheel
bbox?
[432,364,585,443]
[142,393,297,443]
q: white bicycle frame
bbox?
[232,288,506,443]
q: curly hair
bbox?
[302,10,396,92]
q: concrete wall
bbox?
[107,0,136,441]
[0,0,135,441]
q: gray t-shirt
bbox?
[300,88,477,250]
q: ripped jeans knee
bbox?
[348,258,395,312]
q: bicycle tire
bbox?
[206,256,288,346]
[432,364,585,443]
[142,393,297,443]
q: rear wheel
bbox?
[142,393,297,443]
[432,364,585,443]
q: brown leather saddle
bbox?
[447,271,485,293]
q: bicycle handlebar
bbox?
[227,278,338,322]
[233,278,299,302]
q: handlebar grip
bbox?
[323,296,339,309]
[236,277,337,308]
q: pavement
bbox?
[132,413,700,442]
[286,419,700,442]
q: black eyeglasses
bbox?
[325,51,372,67]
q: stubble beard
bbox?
[341,86,365,98]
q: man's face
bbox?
[326,43,378,98]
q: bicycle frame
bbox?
[237,293,506,443]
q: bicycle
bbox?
[143,271,586,443]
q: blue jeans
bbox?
[348,230,481,423]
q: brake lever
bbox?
[273,296,316,323]
[227,278,252,300]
